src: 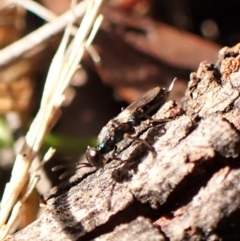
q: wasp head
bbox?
[86,146,106,169]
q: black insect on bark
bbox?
[5,44,240,241]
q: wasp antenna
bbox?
[52,161,88,172]
[168,77,177,92]
[75,162,91,169]
[52,164,67,172]
[59,162,93,179]
[59,170,73,180]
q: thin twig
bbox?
[0,1,87,67]
[13,0,57,21]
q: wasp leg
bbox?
[103,145,126,170]
[109,145,122,161]
[144,117,174,129]
[124,133,155,154]
[52,162,93,180]
[137,107,171,126]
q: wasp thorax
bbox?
[127,115,141,126]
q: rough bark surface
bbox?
[5,43,240,241]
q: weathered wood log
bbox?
[5,43,240,241]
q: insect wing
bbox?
[116,78,176,122]
[116,87,161,122]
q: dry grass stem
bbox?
[0,1,87,67]
[0,175,40,238]
[0,0,104,238]
[13,0,78,36]
[13,0,101,63]
[13,0,57,22]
